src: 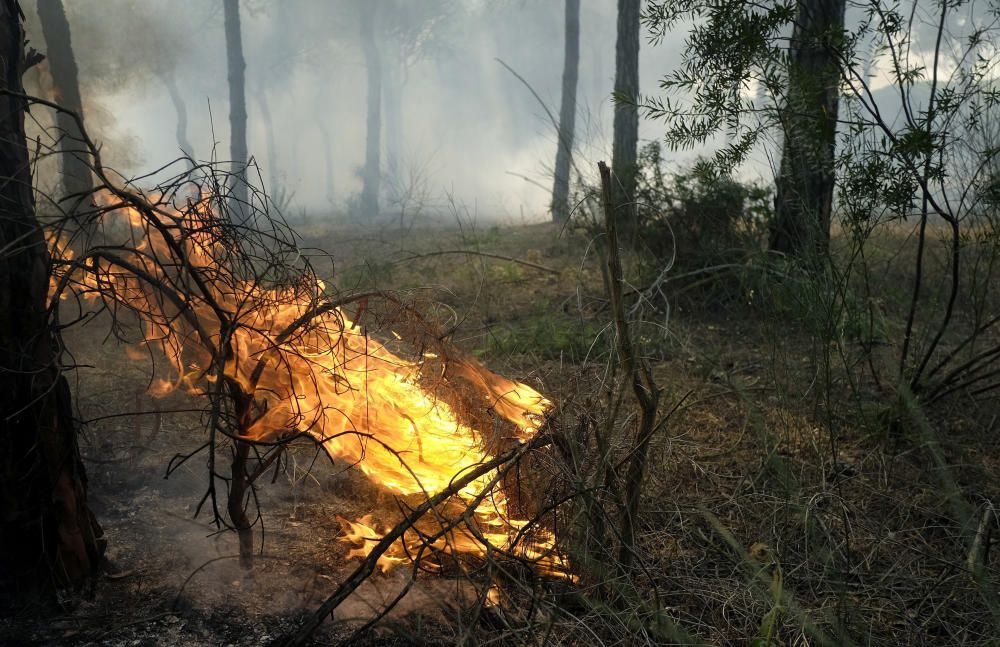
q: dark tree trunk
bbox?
[769,0,846,260]
[611,0,640,226]
[163,70,195,169]
[229,440,253,568]
[359,0,381,217]
[36,0,92,210]
[551,0,580,222]
[0,0,103,606]
[223,0,248,218]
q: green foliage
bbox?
[644,0,1000,405]
[477,315,604,362]
[633,142,774,266]
[640,0,796,172]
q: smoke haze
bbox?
[23,0,694,221]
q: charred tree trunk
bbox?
[359,0,381,218]
[223,0,249,220]
[36,0,92,212]
[610,0,640,228]
[163,70,195,169]
[769,0,846,260]
[0,0,103,605]
[551,0,580,222]
[228,441,254,569]
[225,377,255,568]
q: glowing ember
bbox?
[48,189,565,578]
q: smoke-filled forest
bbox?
[1,0,999,645]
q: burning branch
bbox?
[21,90,568,620]
[272,430,555,647]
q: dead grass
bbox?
[5,218,998,646]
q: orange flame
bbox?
[48,190,566,577]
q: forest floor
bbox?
[3,218,998,645]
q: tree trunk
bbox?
[769,0,846,260]
[36,0,92,211]
[229,440,254,568]
[163,70,195,169]
[359,0,381,218]
[223,0,249,219]
[551,0,580,222]
[0,0,103,606]
[611,0,640,227]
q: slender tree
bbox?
[551,0,580,222]
[359,0,382,217]
[0,0,103,605]
[769,0,846,258]
[35,0,91,210]
[223,0,248,217]
[611,0,640,225]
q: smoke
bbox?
[27,0,973,221]
[20,0,701,222]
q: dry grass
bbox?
[295,219,1000,645]
[4,218,998,646]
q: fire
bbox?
[48,188,566,579]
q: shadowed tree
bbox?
[35,0,91,211]
[0,0,103,605]
[769,0,846,259]
[223,0,248,217]
[611,0,640,225]
[359,0,382,217]
[551,0,579,223]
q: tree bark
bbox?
[223,0,249,219]
[551,0,580,222]
[770,0,846,260]
[359,0,381,218]
[611,0,640,227]
[0,0,103,606]
[36,0,92,210]
[229,440,254,568]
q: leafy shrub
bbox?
[633,142,773,266]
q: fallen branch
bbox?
[270,430,554,647]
